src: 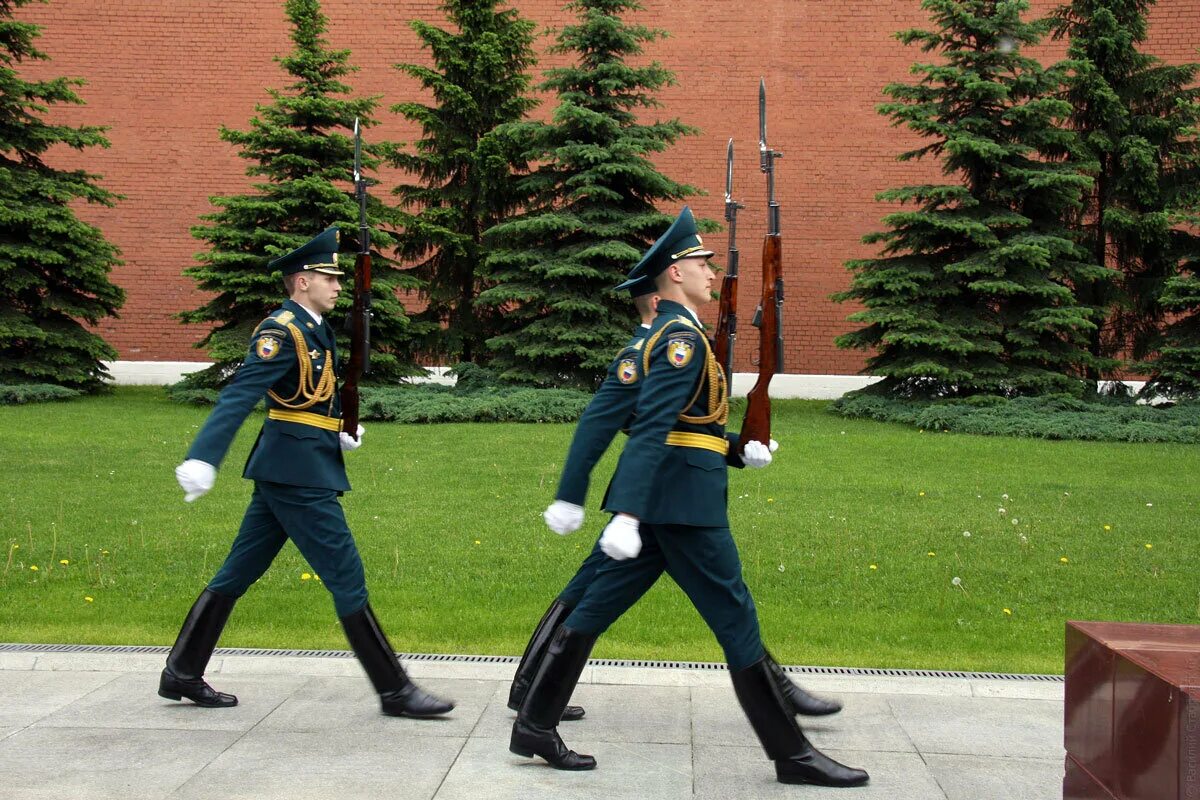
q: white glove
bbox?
[543,500,585,535]
[741,438,778,469]
[599,514,642,560]
[339,424,366,452]
[176,459,216,502]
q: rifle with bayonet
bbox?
[714,138,743,381]
[339,117,372,441]
[738,79,784,451]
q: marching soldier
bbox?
[509,274,659,722]
[509,208,868,787]
[512,259,840,723]
[163,227,453,719]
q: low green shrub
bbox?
[166,360,592,424]
[832,389,1200,443]
[0,384,82,405]
[359,384,590,424]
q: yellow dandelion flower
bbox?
[59,559,69,566]
[474,540,481,545]
[1145,543,1153,550]
[1003,608,1012,615]
[918,491,925,497]
[1059,557,1069,564]
[11,543,18,549]
[927,551,936,557]
[767,498,775,503]
[1103,525,1111,531]
[84,597,94,603]
[29,565,38,571]
[869,564,878,570]
[301,573,312,581]
[313,574,321,582]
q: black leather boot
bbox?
[509,625,597,770]
[508,599,585,722]
[731,657,869,787]
[159,588,238,708]
[340,604,455,718]
[766,651,842,716]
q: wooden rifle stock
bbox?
[738,234,779,450]
[713,272,737,376]
[338,250,371,437]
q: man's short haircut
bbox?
[633,293,656,317]
[283,273,302,296]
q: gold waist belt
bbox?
[664,431,729,455]
[267,408,343,432]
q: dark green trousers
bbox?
[207,481,368,617]
[557,537,607,607]
[564,523,765,670]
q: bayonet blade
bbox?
[725,138,734,203]
[759,78,767,152]
[353,117,362,184]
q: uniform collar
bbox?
[294,301,323,327]
[655,299,704,330]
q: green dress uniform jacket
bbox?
[555,325,650,507]
[187,299,349,492]
[603,299,744,526]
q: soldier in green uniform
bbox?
[509,208,869,787]
[511,276,841,723]
[163,227,453,720]
[507,275,659,723]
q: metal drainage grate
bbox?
[0,643,1063,682]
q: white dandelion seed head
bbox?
[963,531,971,537]
[1002,494,1009,500]
[1012,518,1019,525]
[998,507,1007,514]
[952,576,962,586]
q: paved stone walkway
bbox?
[0,649,1064,799]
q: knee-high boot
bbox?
[730,657,869,787]
[509,626,598,770]
[507,599,585,721]
[158,588,238,708]
[765,650,842,716]
[340,604,455,718]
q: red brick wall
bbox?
[15,0,1200,374]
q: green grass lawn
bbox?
[1,386,1196,674]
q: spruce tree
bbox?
[835,0,1106,397]
[180,0,410,389]
[1051,0,1200,383]
[390,0,538,364]
[1142,184,1200,398]
[0,0,124,391]
[479,0,709,388]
